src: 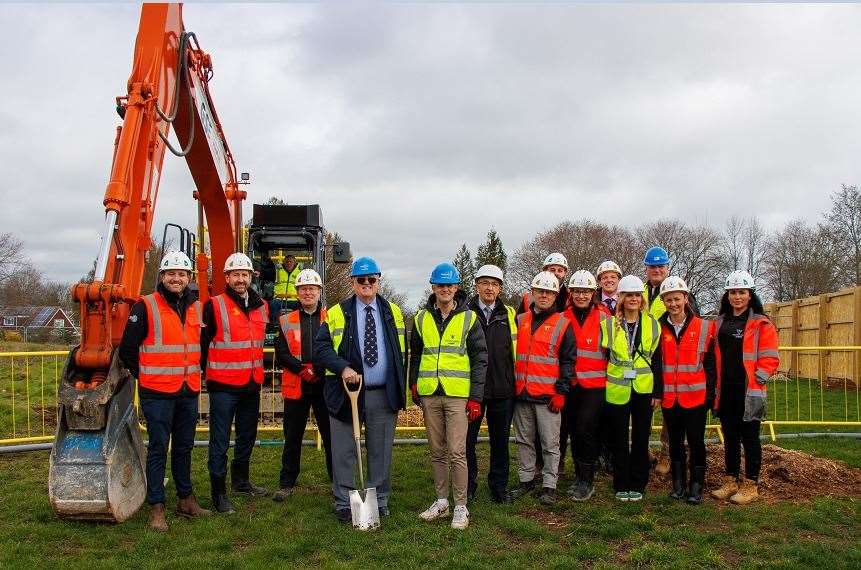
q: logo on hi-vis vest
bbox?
[544,325,551,332]
[586,338,593,346]
[232,308,241,316]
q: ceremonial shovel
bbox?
[342,374,380,531]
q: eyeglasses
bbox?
[355,276,378,285]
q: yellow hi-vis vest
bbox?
[324,299,406,375]
[274,266,301,299]
[644,282,666,320]
[504,304,518,363]
[414,308,477,397]
[600,312,660,405]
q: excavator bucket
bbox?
[49,350,147,522]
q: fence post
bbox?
[854,287,861,385]
[790,300,800,376]
[819,294,829,386]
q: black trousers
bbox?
[558,391,573,467]
[663,403,707,470]
[466,397,513,495]
[279,390,333,488]
[607,391,654,493]
[208,390,260,478]
[719,380,762,480]
[565,385,604,465]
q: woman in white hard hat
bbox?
[563,270,609,501]
[710,271,779,505]
[600,275,662,502]
[657,276,716,504]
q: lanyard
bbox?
[623,317,639,358]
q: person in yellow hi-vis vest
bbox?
[602,275,663,503]
[409,262,487,531]
[273,254,301,313]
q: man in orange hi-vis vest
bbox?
[272,269,332,502]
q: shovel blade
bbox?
[349,487,380,531]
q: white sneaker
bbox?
[451,505,469,530]
[419,499,450,521]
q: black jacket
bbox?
[313,294,407,422]
[119,283,199,399]
[408,291,488,402]
[517,304,576,403]
[200,285,266,393]
[468,295,515,400]
[658,309,717,406]
[274,302,326,396]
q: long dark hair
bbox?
[719,290,765,316]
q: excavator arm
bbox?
[50,3,246,522]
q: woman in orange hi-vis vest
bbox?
[710,271,779,505]
[656,276,716,505]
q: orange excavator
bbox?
[49,3,245,522]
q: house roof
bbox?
[0,306,66,327]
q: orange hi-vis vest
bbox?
[206,293,268,386]
[660,316,714,409]
[713,309,780,422]
[139,292,202,393]
[278,307,327,400]
[515,310,570,398]
[567,307,609,389]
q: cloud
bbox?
[0,3,857,305]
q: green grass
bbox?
[1,439,859,568]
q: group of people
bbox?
[119,244,779,532]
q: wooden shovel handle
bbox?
[341,374,363,440]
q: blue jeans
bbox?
[207,390,260,478]
[140,395,199,505]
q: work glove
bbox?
[299,365,317,383]
[466,400,482,422]
[411,384,421,406]
[548,394,565,414]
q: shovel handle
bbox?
[341,374,363,441]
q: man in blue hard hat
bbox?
[313,256,407,523]
[410,262,487,530]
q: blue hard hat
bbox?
[430,262,461,285]
[351,256,381,277]
[643,246,670,266]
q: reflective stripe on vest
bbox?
[660,316,712,409]
[206,294,268,385]
[514,311,569,398]
[415,309,475,397]
[139,293,202,393]
[713,310,779,422]
[601,313,659,405]
[324,299,406,377]
[278,307,327,400]
[569,307,609,389]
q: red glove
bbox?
[411,384,421,405]
[548,394,565,413]
[298,365,317,383]
[466,400,482,422]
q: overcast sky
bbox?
[1,3,858,305]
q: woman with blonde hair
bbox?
[600,275,662,502]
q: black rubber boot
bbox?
[687,466,706,505]
[210,475,235,514]
[231,462,269,497]
[669,461,687,500]
[507,480,536,501]
[571,461,596,502]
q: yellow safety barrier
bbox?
[1,346,859,447]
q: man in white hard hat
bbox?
[201,252,270,514]
[508,271,575,506]
[465,264,518,504]
[518,252,570,315]
[596,260,622,314]
[272,269,333,502]
[119,251,210,531]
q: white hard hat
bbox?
[596,260,622,278]
[567,270,597,290]
[659,275,689,297]
[530,271,560,293]
[542,252,569,270]
[725,270,755,290]
[474,264,504,283]
[295,268,323,288]
[159,251,193,272]
[223,252,254,273]
[617,275,645,294]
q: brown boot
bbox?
[176,494,212,518]
[729,478,759,505]
[149,503,168,532]
[711,475,739,500]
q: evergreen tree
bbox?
[475,229,507,270]
[452,243,475,298]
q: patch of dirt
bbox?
[397,406,425,427]
[31,404,57,428]
[518,506,567,530]
[647,444,861,502]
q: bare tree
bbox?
[323,232,353,306]
[0,233,28,286]
[824,184,861,286]
[762,219,841,301]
